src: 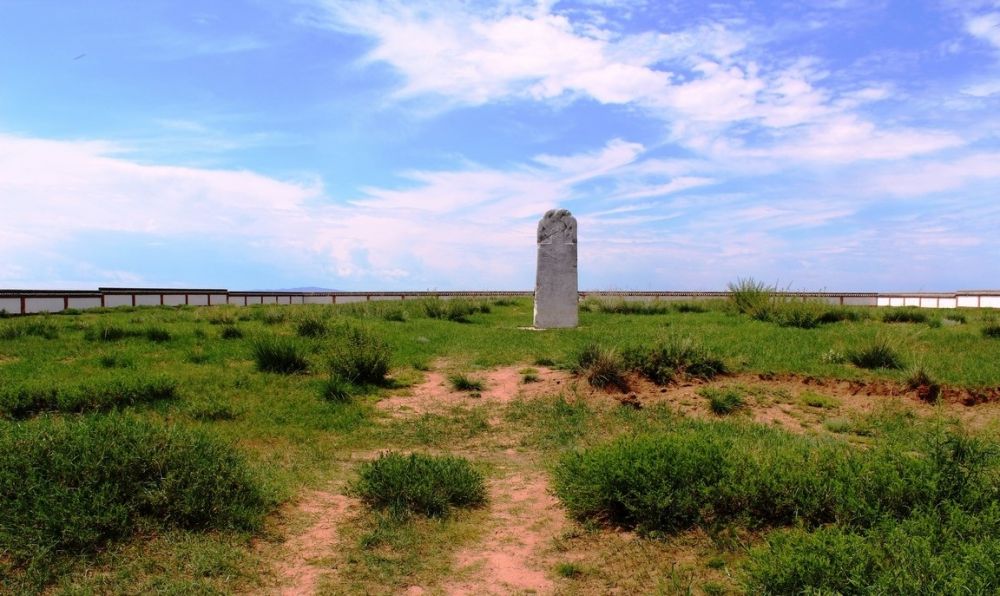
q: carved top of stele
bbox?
[537,209,577,244]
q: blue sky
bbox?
[1,0,998,291]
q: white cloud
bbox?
[315,0,962,164]
[868,152,1000,195]
[967,12,1000,49]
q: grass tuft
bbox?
[251,335,310,374]
[848,337,904,370]
[699,386,747,415]
[449,373,484,392]
[576,343,629,391]
[327,325,391,385]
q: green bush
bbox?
[220,325,243,340]
[0,374,178,418]
[421,298,491,323]
[295,315,328,338]
[772,300,824,329]
[576,343,629,390]
[553,422,997,535]
[582,298,672,315]
[251,335,309,374]
[817,307,868,324]
[143,326,172,342]
[983,321,1000,339]
[352,452,487,517]
[673,301,708,313]
[84,323,132,342]
[848,337,904,370]
[745,505,1000,595]
[327,325,390,385]
[626,336,727,383]
[0,415,268,577]
[0,318,60,340]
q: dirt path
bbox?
[270,489,356,596]
[442,470,567,596]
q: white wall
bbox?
[105,295,132,307]
[25,297,65,313]
[0,298,20,314]
[68,297,102,309]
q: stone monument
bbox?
[533,209,578,328]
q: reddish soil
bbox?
[270,490,356,596]
[443,471,567,595]
[383,363,1000,435]
[376,365,572,418]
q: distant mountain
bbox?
[274,286,339,292]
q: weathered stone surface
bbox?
[533,209,578,328]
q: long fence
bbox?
[1,287,998,315]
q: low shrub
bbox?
[449,373,484,392]
[256,308,288,325]
[0,415,268,578]
[422,298,491,323]
[700,386,746,415]
[745,506,1000,594]
[673,301,708,313]
[848,337,904,370]
[576,343,629,391]
[327,325,390,385]
[295,315,328,338]
[220,325,244,340]
[0,318,60,340]
[882,308,928,324]
[251,335,309,374]
[84,323,132,342]
[773,300,824,329]
[352,452,487,517]
[553,422,997,535]
[944,312,967,324]
[143,326,172,342]
[98,353,135,369]
[983,321,1000,339]
[906,367,941,402]
[817,307,868,324]
[583,299,672,315]
[0,374,178,418]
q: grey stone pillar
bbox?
[533,209,578,328]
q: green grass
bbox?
[1,297,999,591]
[351,452,487,517]
[0,374,178,418]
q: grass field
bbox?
[2,296,1000,594]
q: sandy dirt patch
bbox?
[270,490,356,596]
[443,470,567,596]
[377,365,573,418]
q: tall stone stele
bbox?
[533,209,578,329]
